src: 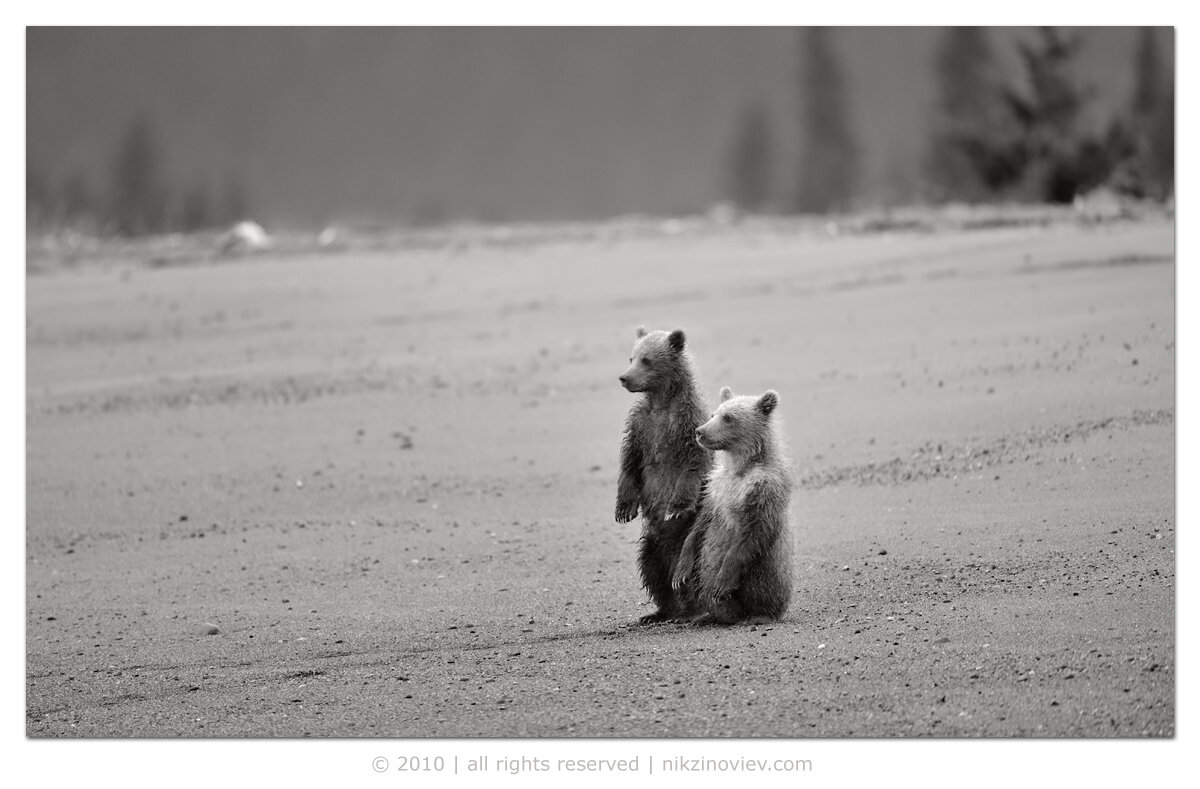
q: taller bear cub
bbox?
[672,387,794,624]
[616,327,712,623]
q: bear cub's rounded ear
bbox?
[635,326,648,338]
[756,390,779,415]
[719,386,733,402]
[667,329,686,352]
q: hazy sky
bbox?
[26,27,1170,227]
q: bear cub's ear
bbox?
[667,329,686,353]
[756,390,779,416]
[636,326,648,339]
[719,386,733,402]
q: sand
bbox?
[26,216,1174,737]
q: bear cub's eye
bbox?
[641,358,650,366]
[722,414,733,423]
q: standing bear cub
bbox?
[672,387,794,624]
[616,327,712,624]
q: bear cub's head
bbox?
[695,386,779,452]
[619,326,688,393]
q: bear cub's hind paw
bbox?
[638,609,674,625]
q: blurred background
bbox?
[26,27,1173,236]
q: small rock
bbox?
[878,549,888,556]
[317,226,341,247]
[201,623,220,635]
[217,220,273,255]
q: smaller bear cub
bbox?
[672,386,794,625]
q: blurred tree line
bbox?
[27,28,1173,234]
[26,113,251,236]
[725,26,1174,214]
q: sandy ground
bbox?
[26,218,1174,737]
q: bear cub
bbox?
[616,327,712,624]
[672,386,794,624]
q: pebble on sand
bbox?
[201,623,220,635]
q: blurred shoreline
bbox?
[25,197,1174,275]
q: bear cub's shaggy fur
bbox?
[616,327,712,624]
[672,386,794,624]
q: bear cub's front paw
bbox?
[615,499,639,523]
[664,504,696,522]
[670,562,690,591]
